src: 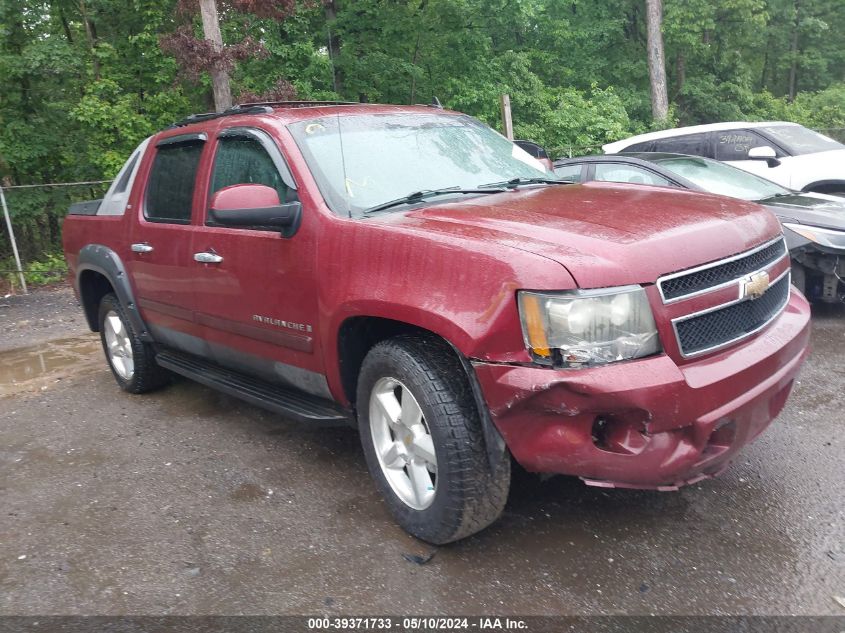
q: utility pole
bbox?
[0,186,28,294]
[500,94,514,140]
[198,0,233,111]
[788,0,801,101]
[646,0,669,123]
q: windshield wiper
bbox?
[362,186,505,215]
[478,177,568,189]
[762,192,797,199]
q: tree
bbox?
[646,0,669,122]
[160,0,298,111]
[198,0,233,110]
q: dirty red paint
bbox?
[63,104,811,489]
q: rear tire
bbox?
[356,335,510,544]
[98,293,169,394]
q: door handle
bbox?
[194,252,223,264]
[131,243,154,254]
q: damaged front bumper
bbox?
[473,288,812,490]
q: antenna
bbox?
[336,114,352,219]
[431,96,443,109]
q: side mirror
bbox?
[209,184,301,237]
[747,146,781,168]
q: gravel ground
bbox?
[0,285,89,352]
[0,287,843,616]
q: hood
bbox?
[786,147,845,170]
[760,192,845,231]
[379,182,782,288]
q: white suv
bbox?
[603,121,845,196]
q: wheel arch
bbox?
[76,244,152,340]
[801,179,845,195]
[336,315,507,471]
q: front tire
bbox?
[357,335,510,544]
[791,262,807,296]
[98,293,169,394]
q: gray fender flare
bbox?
[445,341,508,472]
[77,244,153,342]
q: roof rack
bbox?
[237,100,358,109]
[170,104,274,128]
[169,101,360,128]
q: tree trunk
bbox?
[78,0,100,80]
[675,51,685,95]
[325,0,343,96]
[646,0,669,123]
[788,0,800,102]
[409,32,422,104]
[674,51,685,122]
[198,0,232,111]
[57,5,74,44]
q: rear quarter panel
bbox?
[62,214,131,297]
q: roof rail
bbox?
[170,104,274,128]
[169,100,372,129]
[237,100,358,109]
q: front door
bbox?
[190,125,329,398]
[715,129,792,187]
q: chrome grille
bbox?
[673,272,791,357]
[659,237,787,303]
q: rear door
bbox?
[126,133,208,349]
[189,126,329,398]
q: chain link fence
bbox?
[0,181,111,292]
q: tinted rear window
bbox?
[653,133,710,157]
[145,142,204,223]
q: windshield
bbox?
[758,125,844,155]
[655,156,790,201]
[288,112,552,216]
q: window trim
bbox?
[143,139,206,225]
[216,127,297,192]
[204,127,299,231]
[157,132,208,147]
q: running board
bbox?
[155,350,352,425]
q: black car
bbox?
[554,152,845,303]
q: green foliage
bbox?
[23,251,68,285]
[2,251,67,289]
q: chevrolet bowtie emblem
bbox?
[741,271,770,300]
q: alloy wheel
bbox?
[369,377,438,510]
[103,310,135,380]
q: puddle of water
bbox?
[0,336,102,396]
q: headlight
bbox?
[518,286,661,367]
[782,222,845,250]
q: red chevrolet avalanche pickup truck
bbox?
[63,102,811,543]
